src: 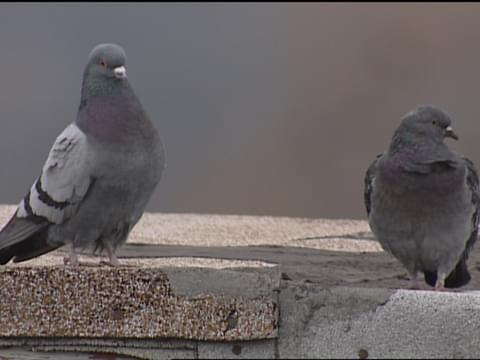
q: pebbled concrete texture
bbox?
[198,340,276,359]
[0,266,278,341]
[277,285,393,358]
[1,205,480,358]
[290,288,480,359]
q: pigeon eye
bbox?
[431,120,437,126]
[100,61,107,68]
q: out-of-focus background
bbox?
[0,3,479,220]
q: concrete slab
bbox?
[277,284,392,358]
[0,266,278,341]
[285,288,480,359]
[198,340,276,359]
[0,338,197,360]
[0,205,378,251]
[1,205,480,358]
[0,349,135,360]
[0,347,190,360]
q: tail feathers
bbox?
[0,246,17,265]
[12,231,62,263]
[0,226,61,265]
[424,257,471,288]
[423,270,436,287]
[0,213,55,265]
[0,214,48,250]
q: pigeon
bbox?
[0,43,165,266]
[364,105,479,290]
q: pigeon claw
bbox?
[434,281,446,292]
[63,243,80,266]
[105,243,121,267]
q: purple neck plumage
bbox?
[75,79,157,145]
[385,128,459,176]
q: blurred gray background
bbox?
[0,3,480,220]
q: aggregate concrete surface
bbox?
[0,205,479,359]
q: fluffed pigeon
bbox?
[0,43,165,266]
[364,105,479,290]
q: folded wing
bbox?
[0,123,94,262]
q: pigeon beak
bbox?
[444,126,459,140]
[114,66,126,79]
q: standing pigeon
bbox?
[364,105,479,290]
[0,43,165,266]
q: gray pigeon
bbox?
[0,43,165,266]
[364,105,479,290]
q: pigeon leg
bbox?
[407,273,421,290]
[63,243,79,266]
[104,243,120,267]
[434,273,446,291]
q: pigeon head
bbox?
[80,44,128,102]
[86,43,127,80]
[393,105,459,148]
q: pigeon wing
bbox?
[463,156,479,254]
[364,153,382,216]
[427,156,480,288]
[0,123,94,251]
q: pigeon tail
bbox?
[0,226,60,265]
[424,258,471,288]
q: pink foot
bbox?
[434,282,446,292]
[63,244,80,266]
[104,243,121,267]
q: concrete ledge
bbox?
[279,286,480,359]
[0,338,276,359]
[0,266,278,341]
[1,205,480,358]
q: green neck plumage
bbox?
[390,131,415,150]
[80,71,123,103]
[82,77,118,100]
